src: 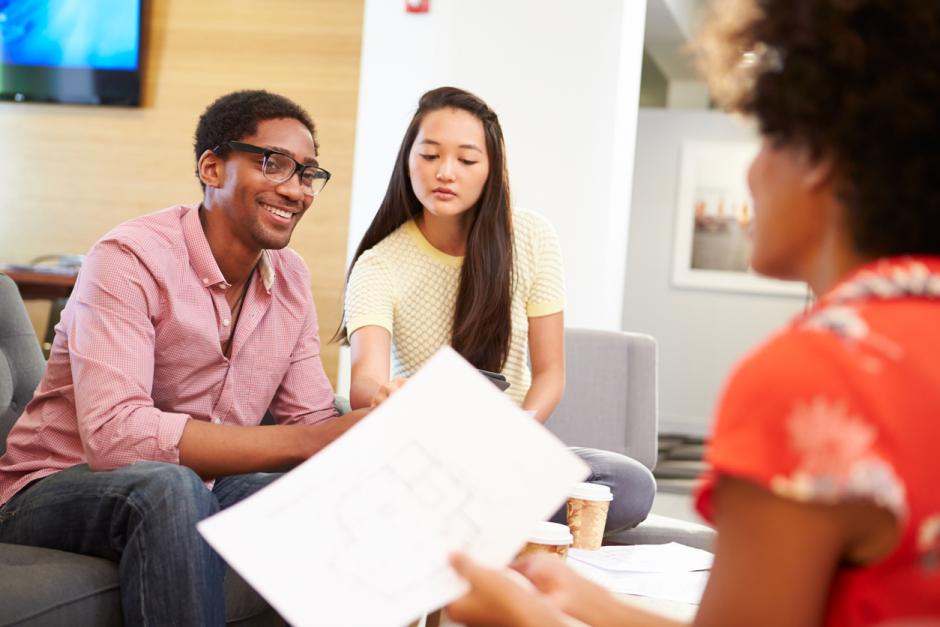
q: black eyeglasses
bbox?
[213,141,331,196]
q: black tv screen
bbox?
[0,0,143,106]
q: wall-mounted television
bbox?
[0,0,143,106]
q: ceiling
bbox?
[643,0,705,81]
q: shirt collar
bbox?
[181,204,276,292]
[819,255,940,307]
[258,250,275,293]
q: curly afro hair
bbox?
[193,90,318,191]
[693,0,940,258]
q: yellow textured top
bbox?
[345,209,565,404]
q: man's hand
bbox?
[370,376,408,407]
[447,552,570,627]
[297,406,372,456]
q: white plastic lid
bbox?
[526,521,573,546]
[568,482,613,502]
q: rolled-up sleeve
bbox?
[69,239,191,470]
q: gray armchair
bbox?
[545,328,714,551]
[0,273,284,626]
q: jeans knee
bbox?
[124,462,216,522]
[633,463,657,495]
[615,461,656,507]
[577,449,655,497]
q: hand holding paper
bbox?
[198,347,589,627]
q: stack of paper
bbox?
[198,347,590,627]
[567,542,712,605]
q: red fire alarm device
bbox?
[406,0,429,13]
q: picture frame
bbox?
[671,140,806,297]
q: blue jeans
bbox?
[550,447,656,535]
[0,462,281,626]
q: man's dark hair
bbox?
[193,90,318,191]
[694,0,940,258]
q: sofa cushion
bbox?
[0,543,121,626]
[604,513,715,552]
[224,567,285,626]
[0,543,284,626]
[0,273,47,454]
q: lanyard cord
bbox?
[225,264,256,358]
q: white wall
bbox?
[623,109,806,435]
[347,0,647,330]
[666,80,710,109]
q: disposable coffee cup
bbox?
[566,482,613,550]
[516,521,573,560]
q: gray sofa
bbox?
[0,273,285,626]
[1,273,711,625]
[545,328,714,550]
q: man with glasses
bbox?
[0,90,367,624]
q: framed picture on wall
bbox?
[671,140,806,297]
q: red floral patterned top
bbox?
[696,256,940,626]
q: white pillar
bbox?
[348,0,648,330]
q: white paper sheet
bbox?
[567,544,711,605]
[568,542,713,573]
[568,559,709,605]
[198,347,589,627]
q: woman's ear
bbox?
[198,149,224,189]
[801,150,837,193]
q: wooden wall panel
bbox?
[0,0,364,384]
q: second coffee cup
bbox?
[566,482,613,550]
[516,521,573,560]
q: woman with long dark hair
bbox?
[446,0,940,625]
[340,86,656,535]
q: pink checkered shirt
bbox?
[0,204,337,504]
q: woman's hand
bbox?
[449,552,666,627]
[370,376,408,407]
[447,552,571,627]
[513,554,620,624]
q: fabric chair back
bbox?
[545,328,658,470]
[0,274,45,454]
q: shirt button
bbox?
[222,319,231,326]
[202,277,209,285]
[214,417,222,424]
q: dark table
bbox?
[1,265,78,355]
[2,267,77,300]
